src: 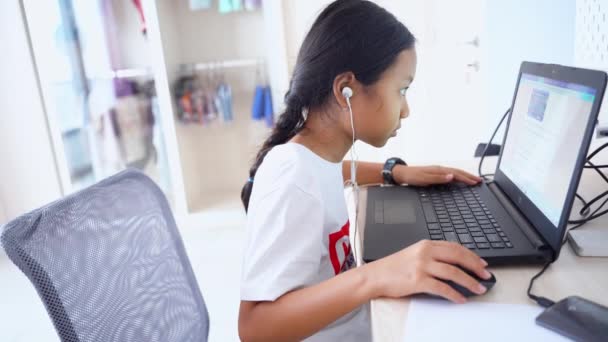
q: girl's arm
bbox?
[239,262,376,342]
[342,160,481,186]
[239,240,492,342]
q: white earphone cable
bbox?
[345,95,361,264]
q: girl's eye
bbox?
[400,87,408,97]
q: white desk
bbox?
[347,158,608,342]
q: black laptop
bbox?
[363,62,607,266]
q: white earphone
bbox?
[342,86,353,99]
[342,86,360,264]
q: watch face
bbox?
[383,158,405,184]
[383,163,395,184]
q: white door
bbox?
[367,0,487,165]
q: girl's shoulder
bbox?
[255,144,322,197]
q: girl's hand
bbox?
[393,165,482,186]
[364,240,492,303]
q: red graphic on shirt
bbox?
[328,220,355,275]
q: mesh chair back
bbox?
[1,169,209,342]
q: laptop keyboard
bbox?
[417,184,514,250]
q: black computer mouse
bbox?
[441,266,496,298]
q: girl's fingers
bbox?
[421,172,453,185]
[428,261,487,296]
[419,277,467,304]
[449,168,482,184]
[428,241,491,280]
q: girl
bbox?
[239,1,492,341]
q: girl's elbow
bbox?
[238,305,262,342]
[238,321,265,342]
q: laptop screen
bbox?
[499,73,597,227]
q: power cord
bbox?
[526,261,556,308]
[477,108,510,181]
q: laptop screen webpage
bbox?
[499,73,596,227]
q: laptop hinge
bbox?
[486,181,550,253]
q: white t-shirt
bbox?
[241,143,371,341]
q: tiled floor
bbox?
[0,215,247,342]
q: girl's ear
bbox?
[332,72,358,108]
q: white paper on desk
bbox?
[403,299,570,342]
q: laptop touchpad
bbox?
[382,199,417,224]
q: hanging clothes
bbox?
[190,0,212,11]
[174,76,198,123]
[244,0,262,11]
[113,96,149,166]
[217,82,234,122]
[206,90,219,120]
[232,0,243,12]
[252,85,265,120]
[192,87,206,124]
[263,86,274,127]
[220,0,243,14]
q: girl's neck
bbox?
[290,108,352,163]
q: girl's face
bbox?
[351,48,417,147]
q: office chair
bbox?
[1,169,209,342]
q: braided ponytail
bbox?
[241,95,305,211]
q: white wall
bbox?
[483,0,576,134]
[282,0,330,74]
[262,0,290,113]
[0,0,62,225]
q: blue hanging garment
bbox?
[217,83,234,122]
[263,86,274,127]
[252,85,265,120]
[223,83,234,121]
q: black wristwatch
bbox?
[382,157,407,185]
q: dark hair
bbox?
[241,0,415,211]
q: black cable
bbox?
[568,194,608,224]
[586,160,608,184]
[574,193,590,217]
[573,189,608,220]
[584,164,608,168]
[566,145,608,223]
[586,141,608,160]
[527,260,556,308]
[478,108,511,180]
